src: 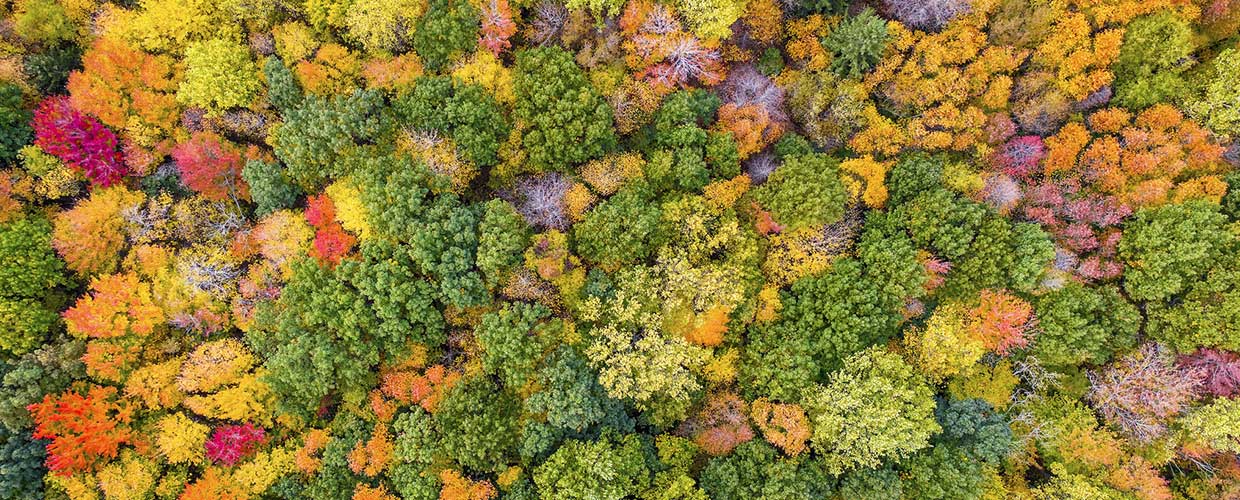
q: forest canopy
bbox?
[2,0,1240,499]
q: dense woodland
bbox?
[2,0,1240,498]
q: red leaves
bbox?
[33,96,125,187]
[205,422,266,466]
[1180,348,1240,397]
[28,386,134,475]
[968,289,1034,356]
[305,194,356,267]
[171,131,250,201]
[479,0,517,56]
[679,393,754,456]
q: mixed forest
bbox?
[3,0,1240,498]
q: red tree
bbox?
[32,96,125,187]
[28,386,134,475]
[171,131,250,201]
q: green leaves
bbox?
[1120,201,1233,302]
[533,433,650,500]
[804,347,939,474]
[752,153,848,232]
[514,47,616,173]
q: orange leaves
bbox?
[28,386,134,476]
[347,423,393,477]
[305,194,356,267]
[67,37,180,136]
[751,398,811,456]
[379,364,460,413]
[439,469,498,500]
[52,186,144,276]
[680,392,754,456]
[295,429,331,475]
[63,272,164,339]
[296,44,363,96]
[967,289,1034,356]
[684,305,730,346]
[716,103,784,159]
[353,484,400,500]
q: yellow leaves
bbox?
[230,448,295,496]
[702,174,750,212]
[183,371,274,424]
[125,357,185,409]
[703,348,739,385]
[400,132,478,195]
[53,186,145,276]
[178,338,256,393]
[326,179,372,240]
[1042,122,1089,176]
[754,286,781,323]
[452,51,515,106]
[272,21,319,62]
[580,153,645,196]
[902,303,986,382]
[564,182,596,222]
[439,469,498,500]
[947,360,1020,411]
[785,15,832,71]
[762,228,837,287]
[95,451,157,500]
[155,412,210,464]
[838,156,891,208]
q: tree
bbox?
[177,39,261,115]
[172,132,250,202]
[1180,348,1240,397]
[1113,11,1194,109]
[1188,48,1240,137]
[750,398,811,457]
[242,160,302,217]
[525,346,628,434]
[1087,343,1202,442]
[1032,283,1140,367]
[32,96,125,187]
[824,9,888,78]
[395,76,509,167]
[879,0,971,31]
[514,47,616,173]
[573,185,665,270]
[28,385,133,475]
[1180,397,1240,454]
[751,153,847,233]
[476,199,529,288]
[934,398,1012,464]
[533,433,650,500]
[896,445,987,500]
[433,375,521,473]
[1119,201,1233,302]
[0,83,32,165]
[52,186,143,276]
[271,90,394,191]
[65,37,179,137]
[344,0,424,54]
[803,347,939,474]
[0,337,85,432]
[476,302,558,388]
[412,0,480,71]
[0,425,47,499]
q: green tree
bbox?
[476,199,529,288]
[1113,11,1195,109]
[573,185,666,270]
[1119,201,1233,302]
[476,302,558,388]
[272,90,394,191]
[395,76,509,166]
[1031,283,1139,367]
[0,83,32,165]
[241,160,303,217]
[353,153,488,306]
[934,398,1012,463]
[0,337,84,431]
[752,153,848,232]
[412,0,479,71]
[1180,397,1240,454]
[699,440,833,500]
[824,9,888,78]
[533,433,651,500]
[804,347,939,474]
[1147,263,1240,352]
[433,375,521,473]
[0,216,67,357]
[514,47,616,172]
[263,56,303,114]
[897,445,987,500]
[390,407,443,500]
[525,346,629,434]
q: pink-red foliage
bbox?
[1180,349,1240,398]
[679,393,754,456]
[205,422,266,466]
[993,136,1045,179]
[1020,180,1131,281]
[33,96,125,187]
[1087,344,1204,443]
[479,0,517,56]
[305,194,356,267]
[171,131,250,202]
